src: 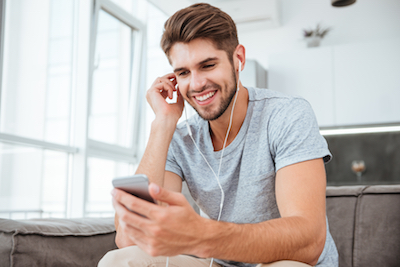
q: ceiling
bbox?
[148,0,281,31]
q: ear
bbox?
[234,44,246,73]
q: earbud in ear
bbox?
[238,60,242,73]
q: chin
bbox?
[196,109,225,121]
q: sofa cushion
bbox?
[326,186,364,267]
[327,185,400,267]
[353,185,400,267]
[0,217,117,267]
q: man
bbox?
[99,3,338,267]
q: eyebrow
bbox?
[173,57,219,73]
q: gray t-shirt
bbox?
[165,87,338,267]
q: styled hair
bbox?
[160,3,239,63]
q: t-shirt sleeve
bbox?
[269,97,331,172]
[165,138,184,180]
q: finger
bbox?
[162,72,176,81]
[157,81,175,100]
[151,77,175,98]
[148,183,187,207]
[164,73,177,86]
[165,81,176,100]
[153,74,176,99]
[161,73,177,99]
[116,211,150,248]
[112,195,149,227]
[160,89,169,100]
[112,188,160,220]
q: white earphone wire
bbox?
[208,60,241,267]
[173,60,241,267]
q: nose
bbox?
[189,71,207,92]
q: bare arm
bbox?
[112,158,327,264]
[195,158,327,265]
[114,73,184,248]
[136,73,184,186]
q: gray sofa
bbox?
[0,217,117,267]
[1,184,400,267]
[326,185,400,267]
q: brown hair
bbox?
[160,3,239,64]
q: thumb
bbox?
[149,183,186,206]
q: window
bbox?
[90,9,135,147]
[0,143,69,219]
[0,0,146,219]
[1,0,74,145]
[86,157,136,217]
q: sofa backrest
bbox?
[326,185,400,267]
[0,217,117,267]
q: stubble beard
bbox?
[189,68,237,121]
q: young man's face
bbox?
[169,38,237,121]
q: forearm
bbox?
[135,116,177,186]
[197,216,326,265]
[114,117,176,246]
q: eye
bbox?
[203,64,215,69]
[178,70,189,76]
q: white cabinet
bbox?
[269,47,335,127]
[334,40,400,126]
[268,39,400,127]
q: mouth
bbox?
[194,91,216,102]
[192,90,217,106]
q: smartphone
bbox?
[112,174,156,203]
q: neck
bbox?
[209,84,248,151]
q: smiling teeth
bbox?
[195,91,215,102]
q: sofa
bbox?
[1,184,400,267]
[325,184,400,267]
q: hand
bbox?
[112,183,206,257]
[146,73,184,124]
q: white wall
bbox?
[239,0,400,69]
[144,0,400,129]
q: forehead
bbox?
[169,38,229,68]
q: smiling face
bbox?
[170,38,238,121]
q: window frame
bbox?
[0,0,147,218]
[88,0,146,163]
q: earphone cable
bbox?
[215,82,239,220]
[208,77,240,267]
[180,62,241,267]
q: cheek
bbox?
[213,67,233,82]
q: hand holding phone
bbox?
[112,174,156,204]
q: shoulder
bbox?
[171,114,206,147]
[248,86,293,102]
[247,87,313,118]
[168,114,207,162]
[175,114,203,135]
